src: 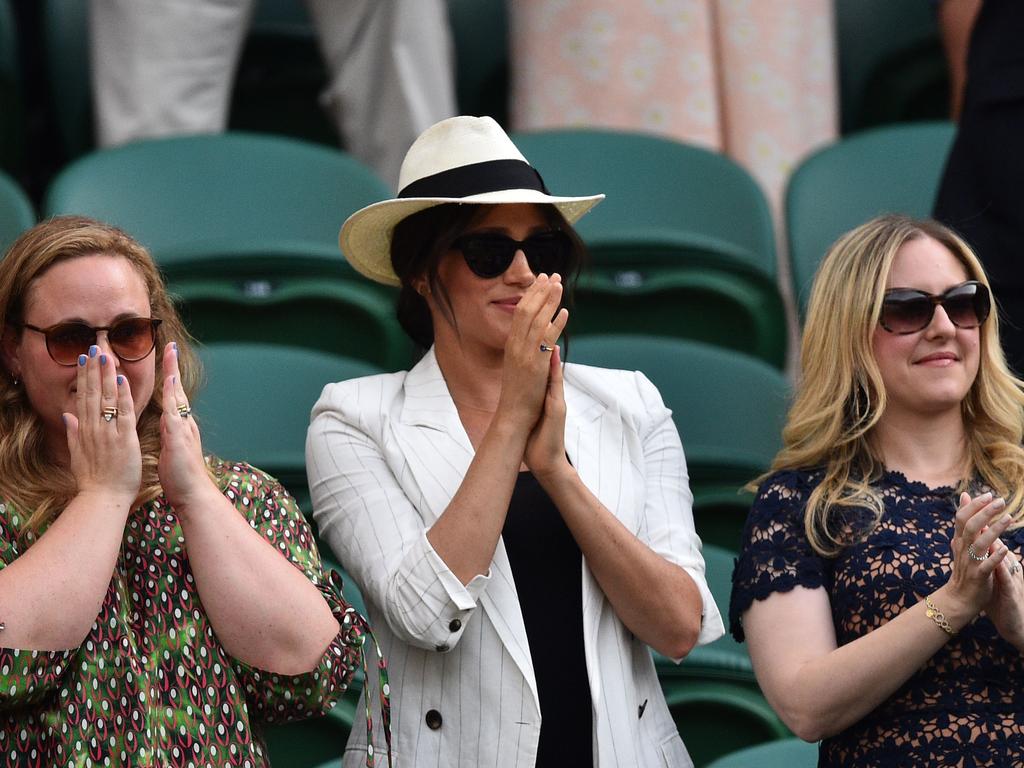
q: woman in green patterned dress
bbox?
[0,216,366,767]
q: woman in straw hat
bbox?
[0,216,369,766]
[730,215,1024,765]
[307,116,724,767]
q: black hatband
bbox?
[398,159,550,199]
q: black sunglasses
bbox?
[879,280,990,334]
[451,230,572,279]
[18,317,163,366]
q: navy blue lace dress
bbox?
[730,468,1024,767]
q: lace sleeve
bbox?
[729,469,827,642]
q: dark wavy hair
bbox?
[389,203,588,351]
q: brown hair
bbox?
[0,216,201,540]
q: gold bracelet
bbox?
[925,595,956,637]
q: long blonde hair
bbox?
[0,216,201,540]
[773,214,1024,556]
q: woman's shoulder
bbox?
[562,361,663,412]
[314,370,410,409]
[755,467,825,499]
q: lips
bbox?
[492,297,522,309]
[915,351,959,364]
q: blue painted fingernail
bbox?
[172,376,177,385]
[88,345,98,358]
[172,341,178,356]
[100,354,108,366]
[117,375,125,385]
[78,354,87,366]
[61,414,67,425]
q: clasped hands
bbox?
[950,491,1024,649]
[497,273,572,481]
[65,341,215,516]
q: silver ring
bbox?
[968,543,990,562]
[101,406,118,423]
[1011,562,1022,576]
[177,404,192,419]
[539,343,554,353]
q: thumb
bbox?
[63,412,81,462]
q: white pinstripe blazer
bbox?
[306,348,725,767]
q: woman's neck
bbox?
[872,406,969,488]
[433,337,504,414]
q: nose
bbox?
[504,248,535,285]
[925,303,957,337]
[93,330,122,367]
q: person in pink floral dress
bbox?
[0,216,371,767]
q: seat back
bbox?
[570,335,788,548]
[836,0,947,131]
[448,0,509,123]
[515,129,786,366]
[44,133,404,364]
[664,681,791,767]
[0,169,34,254]
[192,342,383,508]
[786,121,956,316]
[514,128,776,278]
[569,335,788,480]
[43,0,91,158]
[45,132,389,272]
[0,0,23,173]
[705,737,817,768]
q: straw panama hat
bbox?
[339,115,605,286]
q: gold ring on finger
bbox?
[539,343,554,353]
[177,404,192,419]
[101,406,118,423]
[967,543,990,562]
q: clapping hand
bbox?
[64,344,142,503]
[156,342,217,515]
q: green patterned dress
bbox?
[0,459,365,767]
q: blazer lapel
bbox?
[394,349,540,712]
[563,367,639,707]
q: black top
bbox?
[502,471,593,768]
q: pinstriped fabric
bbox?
[306,348,724,767]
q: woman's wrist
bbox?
[168,478,224,524]
[75,486,137,513]
[932,583,982,633]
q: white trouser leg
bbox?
[305,0,456,187]
[90,0,255,146]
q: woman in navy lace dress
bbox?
[731,214,1024,766]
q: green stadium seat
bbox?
[264,694,356,768]
[513,128,787,367]
[663,680,790,767]
[835,0,948,132]
[569,335,789,549]
[786,121,956,317]
[448,0,508,124]
[192,342,383,511]
[44,132,410,368]
[0,169,34,254]
[0,0,23,174]
[705,736,818,768]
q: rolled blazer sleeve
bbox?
[632,371,725,651]
[306,378,488,653]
